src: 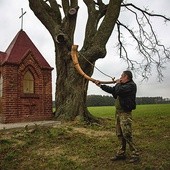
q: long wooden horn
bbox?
[71,45,116,84]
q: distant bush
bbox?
[86,95,170,106]
[52,96,170,107]
[86,95,114,107]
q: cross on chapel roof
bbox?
[19,8,26,30]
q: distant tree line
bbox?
[86,95,170,107]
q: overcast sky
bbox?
[0,0,170,99]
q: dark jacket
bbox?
[101,80,137,112]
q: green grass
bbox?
[88,104,170,117]
[88,106,115,118]
[0,104,170,170]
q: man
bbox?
[94,70,140,163]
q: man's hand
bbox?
[115,79,121,84]
[94,80,101,87]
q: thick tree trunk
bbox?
[28,0,122,123]
[54,44,97,122]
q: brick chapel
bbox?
[0,29,54,123]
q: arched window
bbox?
[0,74,3,97]
[23,71,34,93]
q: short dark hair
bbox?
[123,70,133,80]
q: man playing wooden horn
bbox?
[94,70,140,163]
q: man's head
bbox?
[120,70,133,83]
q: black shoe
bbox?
[129,156,140,164]
[111,155,126,161]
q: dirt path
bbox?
[0,120,61,130]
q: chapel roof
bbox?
[0,29,52,69]
[0,51,6,63]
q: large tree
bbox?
[28,0,170,122]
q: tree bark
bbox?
[54,43,97,122]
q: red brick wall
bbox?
[0,54,53,123]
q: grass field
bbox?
[88,104,170,117]
[0,104,170,170]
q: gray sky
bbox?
[0,0,170,99]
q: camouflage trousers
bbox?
[115,110,139,157]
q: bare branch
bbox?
[61,0,78,43]
[81,0,122,63]
[82,0,101,49]
[116,2,170,81]
[122,3,170,22]
[61,0,69,16]
[82,0,112,46]
[28,0,58,37]
[93,0,122,47]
